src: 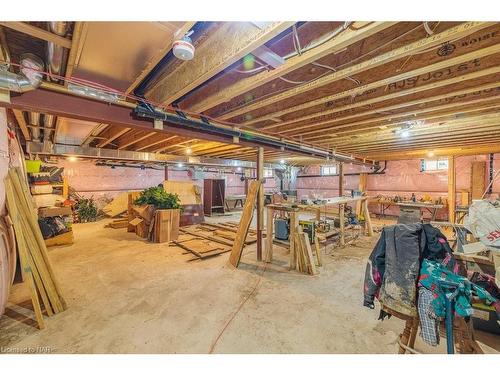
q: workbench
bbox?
[265,197,373,267]
[224,194,246,211]
[372,198,445,221]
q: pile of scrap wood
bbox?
[292,227,322,275]
[128,203,180,243]
[174,233,232,260]
[5,168,66,329]
[174,222,257,260]
[104,217,129,229]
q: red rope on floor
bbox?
[208,262,268,354]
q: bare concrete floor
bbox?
[1,215,498,354]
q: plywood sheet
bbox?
[163,181,201,205]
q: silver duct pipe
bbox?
[29,112,41,141]
[43,114,55,141]
[26,142,280,169]
[47,22,69,82]
[0,53,44,92]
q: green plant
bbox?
[134,186,181,210]
[77,197,98,222]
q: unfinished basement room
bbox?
[0,3,499,368]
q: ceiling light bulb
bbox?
[280,159,285,164]
[67,156,78,162]
[427,151,435,157]
[236,167,242,172]
[186,147,192,154]
[177,163,184,168]
[401,130,411,138]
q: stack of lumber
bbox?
[4,168,66,329]
[198,222,258,244]
[293,227,322,275]
[127,204,180,243]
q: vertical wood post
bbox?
[164,165,169,180]
[265,206,274,263]
[356,172,367,216]
[256,147,264,261]
[339,162,344,197]
[448,156,456,223]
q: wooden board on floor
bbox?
[229,180,262,267]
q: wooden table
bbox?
[265,197,373,262]
[224,194,246,211]
[396,202,445,221]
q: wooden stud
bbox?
[339,204,346,247]
[12,110,30,141]
[256,147,264,261]
[264,206,274,263]
[96,126,130,148]
[448,156,456,223]
[363,199,374,237]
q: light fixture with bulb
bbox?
[177,163,184,168]
[400,129,411,138]
[67,156,78,162]
[236,167,242,172]
[185,147,192,155]
[172,30,195,61]
[427,151,435,157]
[280,159,285,164]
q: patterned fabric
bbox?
[418,259,498,318]
[418,287,440,346]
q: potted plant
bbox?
[133,186,181,243]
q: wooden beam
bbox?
[65,22,87,85]
[0,22,72,48]
[367,144,500,160]
[188,22,395,113]
[219,22,493,121]
[338,162,344,197]
[448,156,456,223]
[262,65,500,132]
[256,147,264,261]
[316,103,500,142]
[116,130,155,150]
[277,82,500,136]
[154,139,192,153]
[147,22,295,105]
[125,22,196,95]
[309,97,500,141]
[12,110,30,140]
[96,127,130,148]
[243,43,500,126]
[133,134,176,151]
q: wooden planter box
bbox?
[153,209,180,243]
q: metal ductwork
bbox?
[43,114,55,141]
[47,22,69,82]
[29,111,41,141]
[25,142,280,169]
[0,53,44,93]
